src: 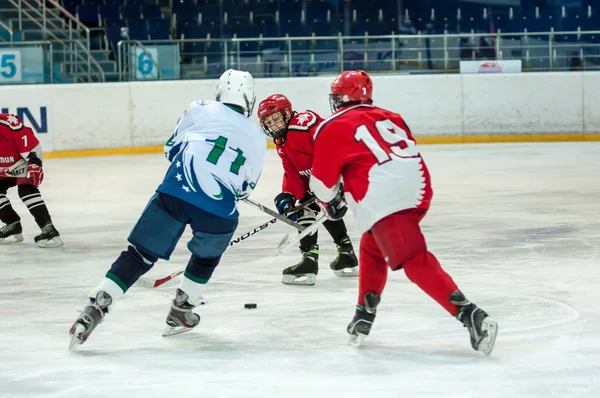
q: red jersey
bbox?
[309,104,433,234]
[276,110,322,199]
[0,113,42,178]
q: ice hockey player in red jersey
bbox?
[257,94,358,285]
[309,71,498,354]
[0,113,62,247]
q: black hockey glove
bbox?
[317,189,347,221]
[274,192,299,221]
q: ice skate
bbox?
[34,222,63,248]
[69,291,112,349]
[330,237,358,277]
[347,292,381,348]
[163,288,201,337]
[451,291,498,355]
[281,244,319,285]
[0,221,23,244]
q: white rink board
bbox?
[2,72,600,151]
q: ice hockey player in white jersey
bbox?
[69,69,266,348]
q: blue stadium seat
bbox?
[103,16,123,27]
[142,5,162,20]
[63,0,79,16]
[350,23,366,37]
[149,24,171,40]
[254,14,275,25]
[148,17,169,29]
[364,20,395,37]
[282,23,310,37]
[279,10,303,26]
[103,0,119,5]
[126,0,143,5]
[310,18,333,37]
[82,0,103,6]
[100,4,119,25]
[252,0,275,17]
[122,5,142,21]
[105,25,125,56]
[200,2,221,21]
[228,3,251,21]
[128,24,149,40]
[176,4,200,23]
[561,11,583,32]
[173,0,196,14]
[77,5,99,27]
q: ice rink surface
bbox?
[1,142,599,398]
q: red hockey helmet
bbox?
[257,94,293,143]
[329,70,373,112]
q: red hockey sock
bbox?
[403,251,460,316]
[358,258,388,306]
[357,232,388,305]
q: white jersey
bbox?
[158,101,266,219]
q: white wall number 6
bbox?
[354,119,419,164]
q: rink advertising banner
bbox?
[1,86,53,151]
[459,60,522,74]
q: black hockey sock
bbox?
[0,194,21,225]
[323,219,350,246]
[107,245,158,293]
[184,255,220,284]
[299,230,319,252]
[17,184,52,229]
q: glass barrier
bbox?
[116,31,600,81]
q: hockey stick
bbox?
[273,214,327,257]
[242,197,315,231]
[137,218,279,288]
[137,199,316,288]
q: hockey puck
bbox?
[244,303,257,309]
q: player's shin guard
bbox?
[402,251,460,316]
[451,291,498,355]
[105,245,158,293]
[347,292,381,348]
[17,185,62,247]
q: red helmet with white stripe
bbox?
[329,70,373,112]
[257,94,293,143]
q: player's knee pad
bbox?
[128,194,186,260]
[187,229,234,259]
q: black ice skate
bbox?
[281,244,319,285]
[34,223,63,248]
[69,291,112,349]
[451,291,498,355]
[330,236,358,277]
[0,221,23,244]
[163,288,201,337]
[347,292,381,348]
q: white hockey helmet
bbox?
[215,69,256,117]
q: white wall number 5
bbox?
[354,119,419,164]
